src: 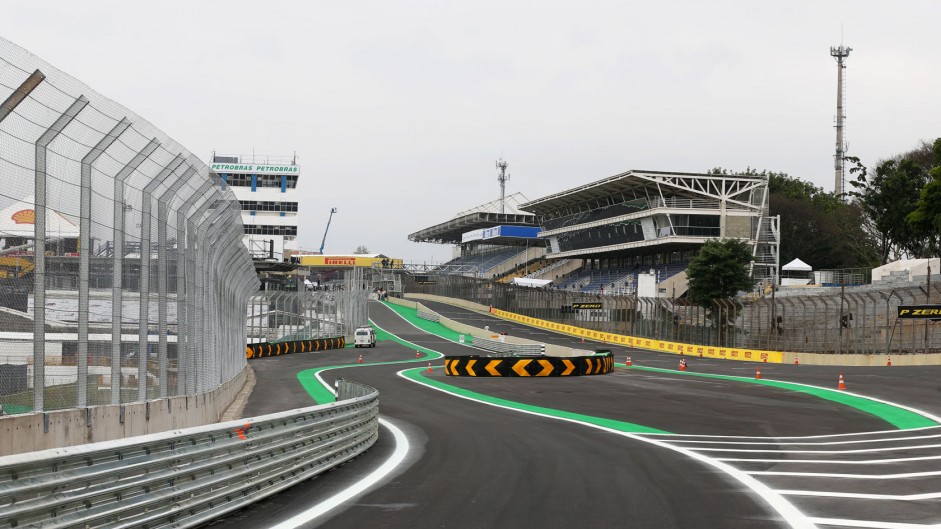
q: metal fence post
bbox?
[175,180,212,395]
[33,95,88,412]
[110,138,160,404]
[77,118,130,407]
[156,165,194,397]
[136,154,183,401]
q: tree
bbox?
[686,239,755,305]
[709,167,878,269]
[353,245,370,254]
[907,165,941,256]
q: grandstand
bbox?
[408,192,545,278]
[407,170,778,296]
[521,169,780,295]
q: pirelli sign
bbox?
[898,305,941,319]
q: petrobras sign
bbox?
[209,163,300,175]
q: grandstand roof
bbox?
[408,192,537,244]
[520,170,765,216]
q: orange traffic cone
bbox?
[887,355,892,367]
[678,359,687,371]
[755,366,762,379]
[580,337,585,344]
[794,355,799,366]
[416,351,421,358]
[838,373,846,390]
[358,354,363,364]
[427,362,432,373]
[625,356,632,366]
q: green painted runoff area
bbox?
[293,301,938,432]
[381,302,475,344]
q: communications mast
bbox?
[496,158,510,213]
[831,44,852,197]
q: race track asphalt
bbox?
[208,300,941,528]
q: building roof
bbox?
[520,170,765,216]
[408,192,537,244]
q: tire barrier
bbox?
[246,337,346,359]
[445,352,614,377]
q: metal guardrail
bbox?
[475,337,545,357]
[417,309,441,322]
[0,380,379,529]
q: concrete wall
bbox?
[404,293,490,313]
[0,366,248,457]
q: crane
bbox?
[319,207,337,254]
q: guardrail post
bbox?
[33,95,88,412]
[110,138,160,405]
[77,118,130,407]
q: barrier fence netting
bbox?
[404,274,941,356]
[0,37,258,415]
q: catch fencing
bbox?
[248,268,369,343]
[405,274,941,355]
[0,37,258,415]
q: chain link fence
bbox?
[0,38,258,415]
[405,274,941,355]
[248,268,369,343]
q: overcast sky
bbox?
[3,1,939,263]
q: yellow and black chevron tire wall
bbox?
[245,337,346,359]
[445,353,613,377]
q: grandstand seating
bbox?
[554,262,689,293]
[440,247,525,275]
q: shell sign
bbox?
[11,209,35,225]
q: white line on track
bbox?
[748,469,941,479]
[809,517,941,528]
[689,443,941,454]
[777,489,941,501]
[718,455,941,465]
[268,417,410,529]
[640,426,941,440]
[666,433,941,446]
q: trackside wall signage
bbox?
[210,163,300,175]
[898,305,941,319]
[572,302,602,310]
[490,307,784,364]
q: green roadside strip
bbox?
[382,302,474,344]
[624,365,939,430]
[400,367,670,434]
[295,318,445,405]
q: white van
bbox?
[354,326,376,348]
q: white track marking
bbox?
[665,433,941,446]
[778,489,941,501]
[749,470,941,479]
[809,517,941,528]
[640,426,941,440]
[718,455,941,465]
[689,443,941,454]
[399,369,815,529]
[269,417,410,529]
